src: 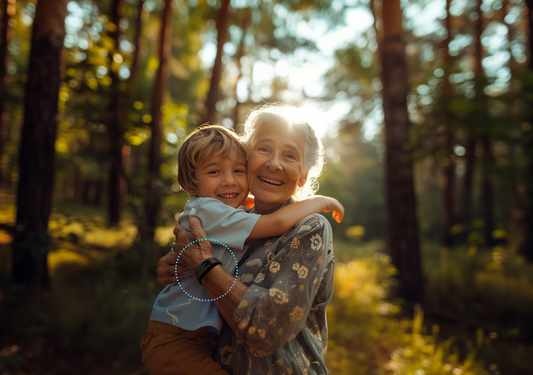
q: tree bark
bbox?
[442,0,456,248]
[473,0,495,246]
[107,0,127,225]
[11,0,67,287]
[233,9,249,132]
[143,0,173,241]
[379,0,423,302]
[0,0,15,189]
[128,0,145,85]
[521,0,533,260]
[204,0,231,125]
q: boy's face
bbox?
[186,148,249,208]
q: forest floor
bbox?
[1,200,533,374]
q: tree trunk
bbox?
[233,10,249,132]
[521,0,533,260]
[204,0,231,125]
[0,0,15,189]
[442,0,456,248]
[473,0,495,246]
[480,135,495,245]
[11,0,67,287]
[143,0,173,241]
[128,0,145,85]
[379,0,423,302]
[462,137,476,228]
[107,0,126,225]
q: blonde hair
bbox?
[177,124,248,191]
[241,104,326,201]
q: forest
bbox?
[0,0,533,374]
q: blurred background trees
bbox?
[1,0,533,373]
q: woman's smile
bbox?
[247,122,308,213]
[257,175,284,186]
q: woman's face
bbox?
[247,122,308,212]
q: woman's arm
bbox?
[249,195,343,238]
[172,216,250,333]
[173,214,334,354]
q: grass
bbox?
[1,201,533,374]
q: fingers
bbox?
[176,272,192,282]
[173,221,187,237]
[328,199,344,223]
[175,264,188,274]
[189,216,207,238]
[158,250,175,267]
[157,251,177,287]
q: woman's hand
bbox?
[156,250,181,287]
[322,197,345,223]
[173,216,214,272]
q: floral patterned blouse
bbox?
[214,201,335,375]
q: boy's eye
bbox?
[235,169,245,173]
[208,170,219,174]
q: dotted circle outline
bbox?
[174,238,238,302]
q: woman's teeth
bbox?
[259,177,283,185]
[219,194,237,198]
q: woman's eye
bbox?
[287,154,295,159]
[258,147,268,152]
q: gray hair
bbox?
[241,104,326,201]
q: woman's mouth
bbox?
[258,176,284,186]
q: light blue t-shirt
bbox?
[149,196,261,334]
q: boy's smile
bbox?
[185,149,249,209]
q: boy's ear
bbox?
[178,177,197,196]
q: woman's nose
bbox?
[266,153,282,170]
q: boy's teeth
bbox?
[220,194,237,198]
[260,177,282,185]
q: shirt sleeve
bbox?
[189,198,261,250]
[233,214,332,355]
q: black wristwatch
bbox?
[195,257,222,285]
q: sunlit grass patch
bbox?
[48,249,89,273]
[325,240,524,375]
[155,225,176,246]
[48,213,139,248]
[0,194,15,225]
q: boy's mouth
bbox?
[218,193,239,199]
[258,176,284,186]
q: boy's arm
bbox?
[249,195,344,238]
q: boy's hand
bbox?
[322,197,344,223]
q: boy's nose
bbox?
[222,174,236,186]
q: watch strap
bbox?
[195,257,222,285]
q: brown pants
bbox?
[140,320,229,375]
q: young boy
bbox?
[140,125,343,375]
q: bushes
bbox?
[326,241,533,375]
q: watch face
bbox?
[201,260,209,269]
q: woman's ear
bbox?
[297,170,309,188]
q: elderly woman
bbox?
[157,105,335,375]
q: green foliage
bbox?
[327,240,533,375]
